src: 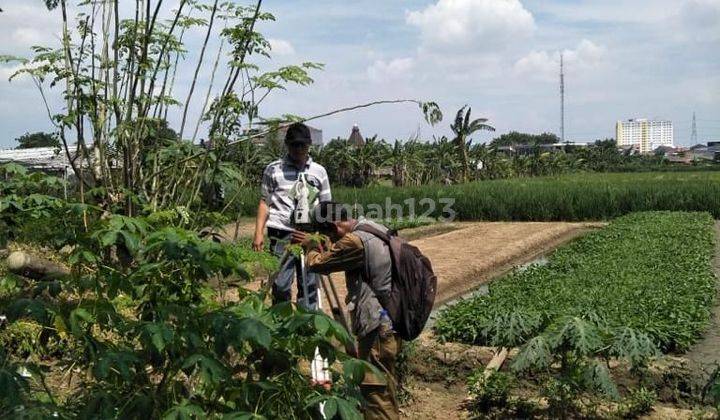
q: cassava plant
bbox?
[508,315,658,417]
[1,202,375,418]
[0,166,379,418]
[4,0,441,219]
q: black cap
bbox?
[284,122,312,145]
[313,201,352,228]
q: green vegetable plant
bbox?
[1,195,369,419]
[617,386,657,418]
[510,315,658,417]
[435,212,716,352]
[466,367,513,412]
[435,212,713,417]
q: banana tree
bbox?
[450,106,495,183]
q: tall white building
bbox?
[615,119,673,153]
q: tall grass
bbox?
[231,171,720,221]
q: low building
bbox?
[616,119,673,154]
[496,142,588,155]
[664,142,720,163]
[0,146,72,175]
[348,124,364,147]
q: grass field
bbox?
[232,172,720,221]
[433,211,717,352]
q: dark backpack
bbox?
[355,224,437,341]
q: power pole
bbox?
[690,112,698,145]
[560,52,565,145]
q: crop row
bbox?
[231,172,720,221]
[433,211,717,352]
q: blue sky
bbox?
[1,0,719,149]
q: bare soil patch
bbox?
[413,221,599,305]
[237,221,597,318]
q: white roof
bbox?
[0,147,71,170]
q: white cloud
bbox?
[513,39,606,81]
[0,64,26,82]
[406,0,535,52]
[12,28,45,45]
[366,57,415,81]
[1,3,60,54]
[268,38,296,56]
[564,39,606,67]
[513,51,557,80]
[676,0,720,41]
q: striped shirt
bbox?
[261,155,331,232]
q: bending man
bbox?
[292,202,401,420]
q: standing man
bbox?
[292,202,401,420]
[253,122,331,309]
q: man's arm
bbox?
[305,233,364,274]
[254,166,273,251]
[253,200,269,251]
[318,167,332,201]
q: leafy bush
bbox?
[435,212,716,352]
[0,178,368,418]
[618,386,657,418]
[0,164,91,249]
[466,368,513,411]
[511,316,657,417]
[395,340,416,404]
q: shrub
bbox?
[618,387,657,418]
[466,368,513,412]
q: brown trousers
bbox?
[357,324,402,420]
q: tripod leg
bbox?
[299,250,312,310]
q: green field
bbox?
[433,212,717,352]
[232,171,720,221]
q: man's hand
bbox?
[291,231,325,251]
[311,378,332,391]
[290,230,308,245]
[253,199,269,252]
[252,233,264,252]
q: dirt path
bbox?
[684,221,720,370]
[238,221,597,324]
[413,221,597,306]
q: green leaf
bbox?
[181,354,228,386]
[119,230,140,253]
[100,231,118,247]
[608,327,659,366]
[512,335,552,372]
[144,323,174,353]
[162,402,205,420]
[93,351,140,381]
[0,366,27,408]
[337,398,362,420]
[69,308,94,336]
[322,397,338,419]
[313,314,331,335]
[420,101,443,126]
[548,316,603,356]
[342,359,367,385]
[584,360,619,399]
[222,413,266,420]
[236,318,272,349]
